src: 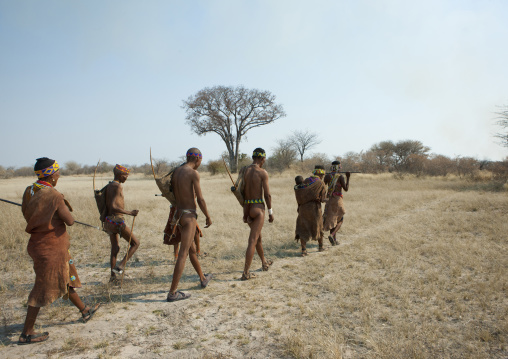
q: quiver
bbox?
[231,166,247,207]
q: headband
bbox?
[186,151,202,158]
[114,164,130,174]
[34,161,59,179]
[313,169,325,175]
[253,151,266,157]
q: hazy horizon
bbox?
[1,1,507,168]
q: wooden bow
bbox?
[93,159,100,193]
[150,147,157,182]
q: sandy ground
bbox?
[0,173,507,358]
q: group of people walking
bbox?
[15,147,350,344]
[294,161,351,256]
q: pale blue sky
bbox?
[1,0,507,168]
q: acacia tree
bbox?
[291,130,321,162]
[370,141,395,170]
[392,140,430,172]
[182,85,286,172]
[495,106,508,148]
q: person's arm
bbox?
[262,170,274,223]
[193,171,212,228]
[57,198,75,226]
[109,184,138,216]
[339,173,350,192]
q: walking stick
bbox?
[120,215,136,288]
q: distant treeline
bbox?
[2,140,507,181]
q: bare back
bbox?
[244,165,268,202]
[172,164,199,210]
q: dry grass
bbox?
[0,172,507,358]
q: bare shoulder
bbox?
[106,181,123,197]
[108,181,122,194]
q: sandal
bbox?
[328,235,337,246]
[167,291,191,302]
[81,303,102,323]
[262,259,273,271]
[201,273,213,288]
[318,246,325,252]
[18,332,49,345]
[241,272,256,281]
[301,249,308,257]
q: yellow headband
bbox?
[313,169,325,175]
[34,162,59,179]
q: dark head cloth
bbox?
[34,157,55,171]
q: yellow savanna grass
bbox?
[0,172,506,358]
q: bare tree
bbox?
[495,106,508,148]
[291,130,321,162]
[182,85,286,172]
[269,138,298,171]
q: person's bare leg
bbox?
[300,239,307,256]
[195,232,201,255]
[68,288,86,312]
[255,234,271,269]
[173,243,179,260]
[318,236,324,251]
[188,242,205,281]
[110,234,120,275]
[243,207,264,276]
[169,215,196,294]
[21,306,40,336]
[331,218,344,240]
[117,226,140,270]
[255,234,264,260]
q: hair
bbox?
[186,147,202,162]
[314,165,325,170]
[34,157,55,171]
[252,147,266,159]
[332,160,341,165]
[295,175,304,185]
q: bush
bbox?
[207,160,225,175]
[426,155,455,176]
